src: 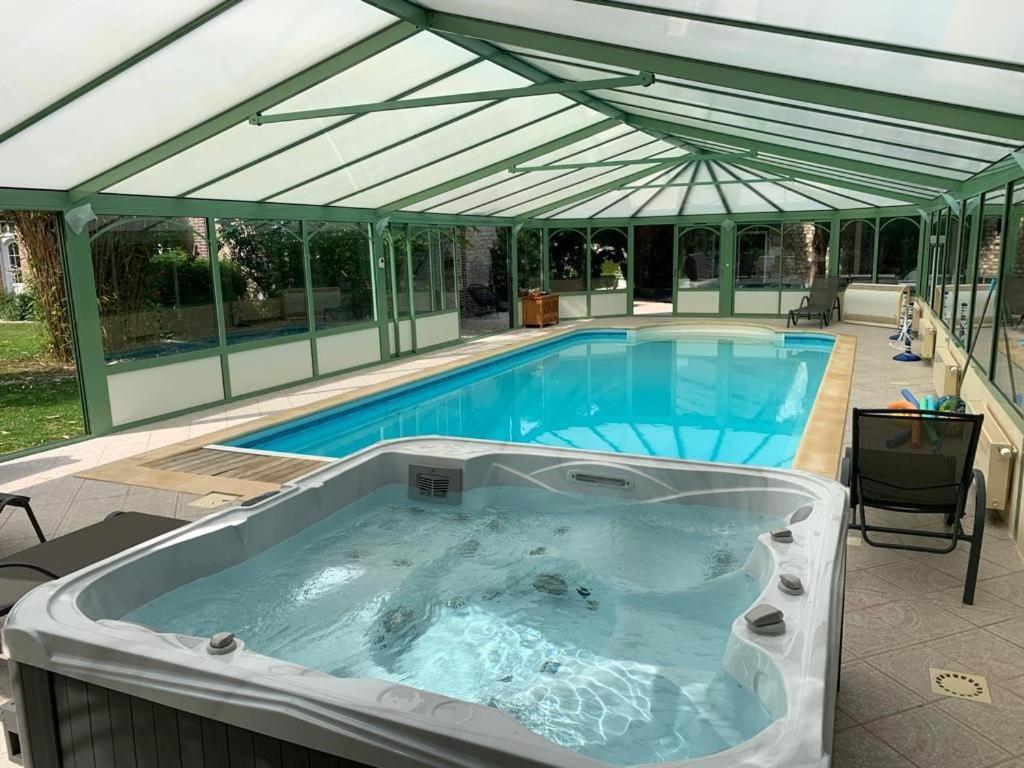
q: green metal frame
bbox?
[249,71,654,123]
[510,150,754,172]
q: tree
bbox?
[3,211,74,364]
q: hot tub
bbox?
[4,439,847,768]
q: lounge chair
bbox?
[841,408,986,604]
[467,283,498,315]
[0,493,187,616]
[788,275,841,328]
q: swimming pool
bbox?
[227,328,834,468]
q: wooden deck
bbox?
[143,448,328,485]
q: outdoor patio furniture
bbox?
[841,408,986,604]
[787,275,841,328]
[0,507,187,616]
[467,283,498,315]
[0,493,45,544]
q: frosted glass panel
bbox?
[0,0,393,189]
[338,106,604,209]
[0,1,221,135]
[421,0,1024,113]
[276,95,583,205]
[110,34,477,196]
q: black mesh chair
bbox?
[842,408,986,604]
[788,275,841,328]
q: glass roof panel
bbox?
[505,47,1018,151]
[619,0,1024,63]
[499,165,660,217]
[0,0,393,190]
[430,133,677,214]
[109,33,477,196]
[0,0,224,136]
[422,0,1024,113]
[194,62,528,202]
[336,106,607,208]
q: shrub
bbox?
[0,289,38,321]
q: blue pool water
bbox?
[127,484,777,765]
[230,330,833,468]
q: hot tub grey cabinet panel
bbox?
[14,666,370,768]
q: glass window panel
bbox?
[441,229,458,310]
[973,189,1007,376]
[876,218,920,284]
[590,228,627,291]
[679,227,720,289]
[389,228,412,319]
[993,183,1024,412]
[215,219,306,344]
[940,208,962,329]
[736,225,781,290]
[951,203,975,346]
[308,222,373,329]
[0,0,392,190]
[548,229,587,292]
[782,222,829,288]
[839,220,874,289]
[410,229,437,314]
[109,34,476,196]
[89,215,217,363]
[516,228,543,293]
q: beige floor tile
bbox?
[926,629,1024,682]
[868,644,976,703]
[983,617,1024,650]
[846,543,925,571]
[936,683,1024,756]
[858,599,974,643]
[868,560,962,596]
[832,726,915,768]
[842,607,934,658]
[866,704,1010,768]
[980,540,1024,572]
[844,571,915,612]
[980,572,1024,609]
[920,587,1024,628]
[838,660,927,724]
[835,707,858,732]
[923,548,1012,582]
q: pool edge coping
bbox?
[78,319,853,496]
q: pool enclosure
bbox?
[1,0,1023,449]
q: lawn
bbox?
[0,321,84,455]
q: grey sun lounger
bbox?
[788,275,841,328]
[0,502,187,616]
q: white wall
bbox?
[108,356,224,426]
[415,311,460,348]
[780,290,810,315]
[559,294,588,319]
[675,291,719,314]
[734,291,780,315]
[316,327,381,375]
[228,339,313,396]
[590,292,627,317]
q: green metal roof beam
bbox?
[515,158,687,219]
[376,118,620,212]
[574,0,1024,74]
[624,175,794,188]
[69,20,421,201]
[250,72,654,124]
[704,162,732,214]
[427,12,1024,141]
[510,149,754,172]
[0,0,246,149]
[628,114,959,191]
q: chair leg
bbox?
[963,469,987,605]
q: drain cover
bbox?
[929,668,991,703]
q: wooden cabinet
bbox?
[521,294,559,327]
